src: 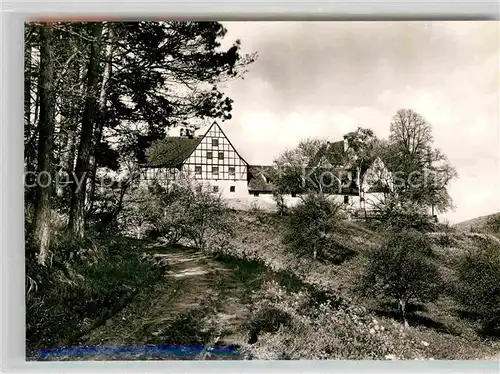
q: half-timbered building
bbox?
[140,121,250,198]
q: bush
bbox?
[284,193,342,260]
[377,198,437,232]
[358,229,442,327]
[241,281,416,360]
[454,240,500,337]
[485,214,500,236]
[126,177,232,251]
[248,307,293,344]
[184,182,232,251]
[272,189,288,216]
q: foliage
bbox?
[271,189,288,216]
[24,20,256,252]
[184,182,232,251]
[25,233,165,351]
[242,281,418,360]
[272,138,331,195]
[381,109,457,215]
[128,177,233,251]
[376,197,437,232]
[484,214,500,237]
[283,193,342,260]
[454,239,500,337]
[358,229,442,327]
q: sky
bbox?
[212,21,499,224]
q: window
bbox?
[212,139,219,147]
[291,192,297,198]
[253,192,260,197]
[212,166,219,175]
[206,152,213,159]
[344,195,349,204]
[229,167,235,175]
[230,186,235,192]
[218,152,224,160]
[195,166,202,175]
[213,185,219,193]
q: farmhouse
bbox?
[140,121,250,198]
[139,121,392,215]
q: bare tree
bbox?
[389,108,433,160]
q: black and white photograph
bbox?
[23,20,499,361]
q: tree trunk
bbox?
[24,44,32,145]
[62,63,85,174]
[33,26,56,265]
[87,25,114,215]
[24,43,37,205]
[68,23,103,237]
[399,299,409,329]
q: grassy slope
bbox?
[223,212,500,360]
[454,212,500,233]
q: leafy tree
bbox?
[284,193,342,260]
[272,138,339,196]
[454,239,500,336]
[24,21,256,246]
[358,229,442,328]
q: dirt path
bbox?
[79,244,251,356]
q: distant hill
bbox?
[454,212,500,233]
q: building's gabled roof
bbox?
[145,136,203,168]
[141,121,249,169]
[324,140,352,167]
[247,165,276,192]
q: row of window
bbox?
[197,185,236,193]
[195,166,235,176]
[206,151,225,160]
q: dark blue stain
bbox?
[33,345,241,360]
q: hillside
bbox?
[30,211,500,361]
[454,212,500,233]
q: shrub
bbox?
[142,181,192,244]
[248,307,293,344]
[358,229,442,327]
[284,193,342,260]
[272,188,288,216]
[485,214,500,236]
[377,198,436,232]
[241,281,417,360]
[454,240,500,337]
[127,177,232,251]
[184,183,232,251]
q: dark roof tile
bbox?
[145,136,202,168]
